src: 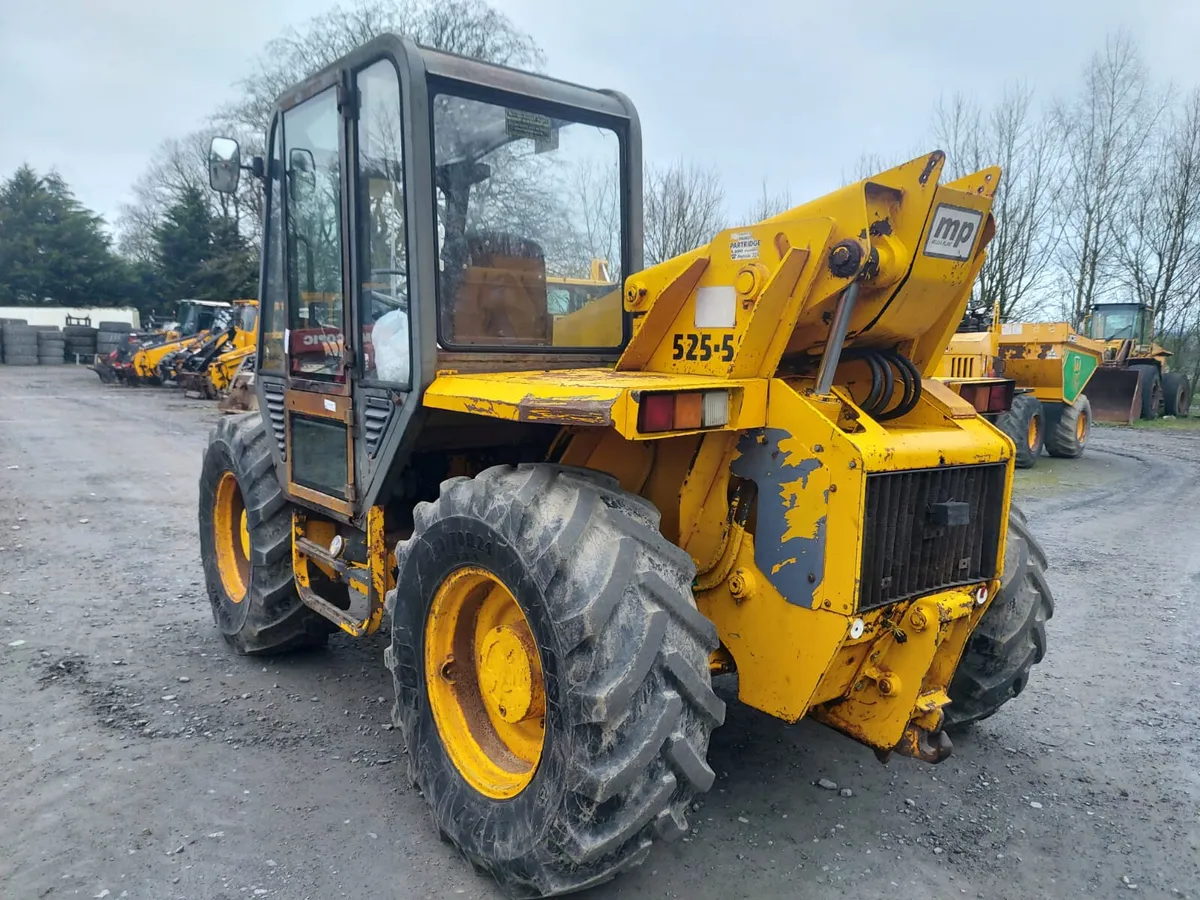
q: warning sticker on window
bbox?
[730,231,759,261]
[923,203,984,261]
[505,109,553,141]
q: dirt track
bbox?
[1,366,1197,900]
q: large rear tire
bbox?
[386,464,722,898]
[995,393,1044,469]
[1044,395,1091,459]
[1163,372,1191,417]
[198,413,332,655]
[945,504,1054,727]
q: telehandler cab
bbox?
[201,34,1055,898]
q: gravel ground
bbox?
[0,366,1197,900]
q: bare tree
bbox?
[739,179,792,224]
[643,159,725,266]
[1115,88,1200,340]
[933,85,1064,321]
[116,0,543,263]
[221,0,543,136]
[1053,32,1168,325]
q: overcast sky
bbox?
[2,0,1198,235]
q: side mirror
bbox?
[289,148,316,200]
[209,137,241,194]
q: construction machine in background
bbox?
[199,35,1055,898]
[97,299,232,385]
[172,300,258,398]
[938,309,1105,467]
[1082,301,1191,421]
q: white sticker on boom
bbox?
[695,286,737,329]
[1001,323,1022,335]
[730,231,759,261]
[924,203,983,261]
[323,398,336,412]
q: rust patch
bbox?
[869,218,892,237]
[516,394,614,426]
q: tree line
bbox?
[3,2,1198,390]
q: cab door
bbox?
[265,72,356,518]
[347,58,420,508]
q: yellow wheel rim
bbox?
[1076,413,1088,442]
[425,566,546,800]
[1027,416,1040,451]
[213,471,250,603]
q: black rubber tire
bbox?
[995,393,1044,469]
[198,413,333,655]
[386,464,722,899]
[1130,364,1161,419]
[3,354,39,366]
[98,321,133,333]
[1162,372,1191,417]
[3,339,38,353]
[63,325,97,338]
[945,504,1054,728]
[38,356,65,366]
[1045,395,1091,458]
[0,318,27,326]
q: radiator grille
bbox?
[950,356,976,378]
[262,379,287,460]
[859,463,1006,611]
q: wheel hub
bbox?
[478,622,545,724]
[213,471,249,603]
[425,566,547,799]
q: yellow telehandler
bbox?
[199,35,1054,898]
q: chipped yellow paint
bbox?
[423,370,767,440]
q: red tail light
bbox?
[959,380,1015,415]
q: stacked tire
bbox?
[1,322,39,366]
[96,321,134,359]
[36,327,66,365]
[63,323,99,362]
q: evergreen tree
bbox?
[0,165,127,306]
[152,185,257,301]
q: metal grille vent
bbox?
[859,463,1006,611]
[363,396,393,458]
[261,379,287,460]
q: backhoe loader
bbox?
[199,35,1055,899]
[174,300,258,398]
[103,299,232,385]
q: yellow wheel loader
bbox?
[1083,301,1192,421]
[199,36,1055,898]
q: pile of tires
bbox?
[96,321,134,359]
[63,323,99,361]
[1,322,39,366]
[36,326,66,365]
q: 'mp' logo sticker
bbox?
[923,203,984,261]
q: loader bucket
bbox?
[1085,367,1142,424]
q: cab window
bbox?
[284,87,345,379]
[431,91,624,350]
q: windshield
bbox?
[1092,306,1144,341]
[178,303,200,335]
[431,91,624,350]
[238,304,258,334]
